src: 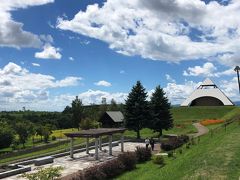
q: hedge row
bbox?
[161,135,189,151]
[61,147,151,180]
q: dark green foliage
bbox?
[42,124,53,143]
[153,155,165,165]
[124,81,150,139]
[51,135,56,141]
[0,122,15,149]
[71,96,84,129]
[80,118,99,130]
[135,146,152,162]
[14,121,31,147]
[149,85,173,137]
[168,151,174,157]
[109,98,118,111]
[161,135,189,151]
[118,152,137,170]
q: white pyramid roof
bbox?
[201,78,215,86]
[181,78,234,106]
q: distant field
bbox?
[118,121,240,180]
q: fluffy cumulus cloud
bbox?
[0,62,82,110]
[78,89,127,105]
[0,0,54,48]
[94,80,112,87]
[57,0,240,65]
[183,62,235,77]
[35,44,62,59]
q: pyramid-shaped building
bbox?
[181,78,234,106]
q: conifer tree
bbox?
[71,96,84,130]
[124,81,149,139]
[149,85,173,137]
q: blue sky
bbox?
[0,0,239,111]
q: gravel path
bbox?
[191,123,209,138]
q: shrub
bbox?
[168,151,173,157]
[99,159,125,178]
[82,166,106,180]
[21,166,63,180]
[80,118,99,130]
[52,136,56,141]
[118,152,137,170]
[161,135,189,151]
[135,146,152,163]
[0,122,15,149]
[153,155,165,165]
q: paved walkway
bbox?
[4,142,145,180]
[190,123,209,138]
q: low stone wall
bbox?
[0,165,31,179]
[0,139,70,164]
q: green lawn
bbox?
[117,121,240,180]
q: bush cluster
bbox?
[135,146,152,163]
[64,151,139,180]
[153,155,165,165]
[161,135,189,151]
[118,151,137,170]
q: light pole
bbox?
[234,66,240,93]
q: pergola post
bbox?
[109,135,112,155]
[95,137,99,160]
[99,136,102,150]
[70,137,74,158]
[86,137,89,154]
[121,133,124,152]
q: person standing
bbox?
[145,137,150,149]
[150,137,155,151]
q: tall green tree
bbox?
[71,96,84,130]
[14,121,31,147]
[124,81,149,139]
[109,98,118,111]
[149,85,173,137]
[0,121,15,149]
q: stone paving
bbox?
[4,142,146,180]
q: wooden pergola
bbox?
[64,128,126,160]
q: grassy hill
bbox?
[118,121,240,180]
[171,106,236,122]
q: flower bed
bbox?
[200,119,224,126]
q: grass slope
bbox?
[117,122,240,180]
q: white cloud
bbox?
[164,80,201,105]
[78,89,127,105]
[165,74,176,83]
[56,0,240,65]
[32,63,40,67]
[0,0,54,48]
[94,80,112,87]
[0,62,82,110]
[183,62,217,77]
[69,57,74,61]
[35,44,62,59]
[183,62,235,77]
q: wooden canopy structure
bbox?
[65,128,126,160]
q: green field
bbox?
[117,107,240,180]
[1,106,239,165]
